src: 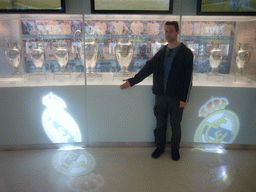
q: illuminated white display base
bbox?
[192,73,256,87]
[0,73,85,87]
[86,73,256,87]
[233,74,253,84]
[0,72,256,87]
[207,73,224,82]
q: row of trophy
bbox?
[3,36,253,80]
[185,41,252,78]
[4,40,69,75]
[27,40,69,74]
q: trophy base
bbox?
[0,76,24,86]
[113,72,133,81]
[113,71,132,78]
[86,72,103,83]
[207,73,224,82]
[53,72,71,82]
[9,72,22,78]
[233,74,252,84]
[28,72,47,83]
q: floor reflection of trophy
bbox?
[54,41,69,72]
[115,39,134,74]
[29,42,45,72]
[151,39,167,56]
[236,43,252,75]
[4,41,21,74]
[209,44,222,75]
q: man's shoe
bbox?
[171,149,180,161]
[152,148,165,158]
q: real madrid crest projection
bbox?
[42,92,82,143]
[194,97,240,144]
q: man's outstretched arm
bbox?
[120,79,131,89]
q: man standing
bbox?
[120,21,193,161]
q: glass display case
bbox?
[181,15,256,87]
[1,14,256,87]
[0,14,84,87]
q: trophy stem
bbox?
[238,68,244,75]
[122,66,127,74]
[61,66,66,72]
[13,67,19,74]
[212,67,217,75]
[88,66,93,74]
[37,67,42,73]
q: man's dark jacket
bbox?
[128,43,193,102]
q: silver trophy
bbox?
[151,39,167,57]
[28,41,45,72]
[115,39,134,74]
[4,41,21,74]
[236,43,252,75]
[78,39,99,74]
[54,41,69,72]
[209,44,222,75]
[74,30,99,74]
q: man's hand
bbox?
[120,79,131,89]
[180,101,187,108]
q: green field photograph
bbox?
[0,0,61,9]
[95,0,169,11]
[201,0,256,12]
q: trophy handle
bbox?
[247,47,253,64]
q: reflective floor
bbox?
[0,147,255,192]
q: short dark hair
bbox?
[165,21,179,32]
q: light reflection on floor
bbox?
[0,147,255,192]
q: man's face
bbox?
[164,25,179,43]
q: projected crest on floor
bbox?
[42,92,82,143]
[194,97,239,144]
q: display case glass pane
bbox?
[0,14,85,87]
[1,14,256,88]
[82,14,180,85]
[181,15,256,87]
